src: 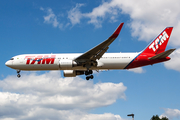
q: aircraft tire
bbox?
[85,71,89,75]
[89,70,93,74]
[90,75,94,79]
[17,74,21,78]
[17,70,21,74]
[86,76,89,80]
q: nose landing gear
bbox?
[17,70,21,78]
[85,70,94,80]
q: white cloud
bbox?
[117,0,180,46]
[80,113,123,120]
[128,67,145,74]
[40,7,63,29]
[83,1,119,28]
[41,0,180,46]
[86,0,180,45]
[66,0,180,46]
[68,3,84,26]
[164,48,180,72]
[160,108,180,120]
[40,7,44,11]
[67,2,121,28]
[0,71,126,120]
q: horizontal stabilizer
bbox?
[149,48,176,60]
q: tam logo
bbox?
[149,31,169,52]
[25,55,56,65]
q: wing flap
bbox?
[149,48,176,60]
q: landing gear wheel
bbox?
[16,70,21,78]
[85,75,94,80]
[90,75,94,79]
[85,71,89,75]
[17,70,21,74]
[85,70,93,75]
[86,76,90,80]
[89,70,93,74]
[17,74,21,78]
[85,70,94,80]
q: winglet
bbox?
[109,23,124,39]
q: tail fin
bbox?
[142,27,173,55]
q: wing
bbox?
[74,23,124,64]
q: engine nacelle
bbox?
[59,60,77,68]
[63,70,84,77]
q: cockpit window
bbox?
[10,58,14,60]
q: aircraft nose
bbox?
[5,60,12,67]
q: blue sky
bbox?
[1,0,180,120]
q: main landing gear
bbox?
[85,70,94,80]
[17,70,21,78]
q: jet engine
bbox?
[63,70,84,77]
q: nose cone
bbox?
[5,60,12,67]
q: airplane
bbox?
[5,23,175,80]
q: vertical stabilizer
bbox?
[142,27,173,55]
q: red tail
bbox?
[142,27,173,55]
[125,27,174,69]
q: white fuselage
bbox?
[5,52,140,71]
[5,24,174,80]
